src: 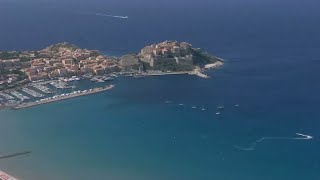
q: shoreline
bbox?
[0,60,223,110]
[13,85,115,110]
[142,60,224,78]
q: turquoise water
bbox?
[1,57,320,179]
[1,0,320,179]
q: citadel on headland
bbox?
[0,41,223,109]
[120,41,222,71]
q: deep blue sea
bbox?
[1,0,320,179]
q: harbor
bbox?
[0,75,117,110]
[0,66,216,110]
[13,85,115,109]
[31,83,53,94]
[22,88,44,98]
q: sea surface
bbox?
[1,0,320,179]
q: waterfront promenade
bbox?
[13,85,115,110]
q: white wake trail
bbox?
[94,13,128,19]
[234,133,314,151]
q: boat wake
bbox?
[94,13,128,19]
[234,133,314,151]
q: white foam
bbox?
[234,133,314,151]
[233,145,255,151]
[95,13,128,19]
[295,133,313,140]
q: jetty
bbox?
[0,92,15,100]
[31,83,52,94]
[0,151,31,160]
[143,69,209,79]
[13,85,115,109]
[10,91,29,101]
[204,60,224,69]
[22,88,44,98]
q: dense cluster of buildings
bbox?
[0,58,25,85]
[0,41,216,88]
[24,47,120,81]
[140,41,194,67]
[0,43,121,84]
[120,41,194,68]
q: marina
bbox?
[63,76,81,82]
[10,91,29,101]
[50,81,69,89]
[0,92,15,100]
[31,84,53,94]
[0,76,117,109]
[14,85,115,109]
[90,76,114,83]
[22,88,44,98]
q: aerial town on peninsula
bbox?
[0,41,223,109]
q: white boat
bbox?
[217,105,224,109]
[96,79,105,83]
[103,77,114,81]
[192,106,197,109]
[90,77,99,82]
[216,112,221,115]
[235,104,240,107]
[83,74,93,78]
[110,74,119,78]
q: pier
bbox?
[13,85,115,109]
[10,91,29,101]
[31,84,52,94]
[0,92,15,100]
[188,70,209,78]
[137,68,211,79]
[22,88,44,98]
[0,151,31,160]
[204,61,223,69]
[50,81,69,89]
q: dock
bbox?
[31,84,52,94]
[50,81,68,89]
[144,70,209,78]
[22,88,44,98]
[10,91,29,101]
[0,92,15,100]
[13,85,115,109]
[0,151,31,160]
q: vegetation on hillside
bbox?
[45,42,79,52]
[0,51,20,60]
[191,48,220,67]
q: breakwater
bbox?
[13,85,115,110]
